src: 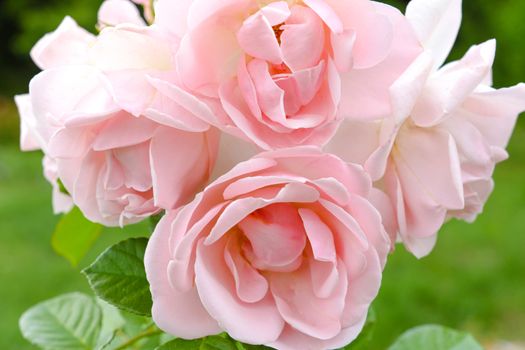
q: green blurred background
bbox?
[0,0,524,349]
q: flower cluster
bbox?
[17,0,525,348]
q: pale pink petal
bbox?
[347,194,391,266]
[48,126,97,158]
[368,188,398,245]
[212,156,278,190]
[330,30,356,72]
[325,119,382,167]
[310,177,350,206]
[148,75,231,128]
[412,40,496,127]
[280,6,325,71]
[339,3,421,120]
[299,208,336,263]
[93,113,158,151]
[270,320,367,350]
[303,0,343,33]
[223,175,305,200]
[387,162,446,257]
[150,127,216,209]
[70,152,106,224]
[239,204,307,272]
[112,142,153,192]
[224,236,269,303]
[14,94,43,151]
[145,212,222,338]
[195,240,285,344]
[395,126,464,209]
[260,1,291,25]
[449,179,494,222]
[29,66,118,126]
[169,202,228,293]
[154,0,193,38]
[104,71,157,117]
[177,20,242,96]
[260,147,371,197]
[98,0,145,28]
[186,0,251,31]
[308,258,339,300]
[319,199,368,249]
[237,56,263,119]
[205,183,320,245]
[30,16,94,69]
[237,12,282,64]
[351,11,392,69]
[462,83,525,148]
[90,26,172,72]
[270,260,347,340]
[321,0,393,69]
[248,59,286,124]
[389,52,434,123]
[442,117,493,179]
[406,0,462,69]
[341,247,382,324]
[145,91,211,132]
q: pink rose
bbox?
[149,0,421,149]
[327,0,525,257]
[145,147,390,349]
[17,15,219,226]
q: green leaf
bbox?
[20,292,102,350]
[157,335,238,350]
[96,300,125,350]
[388,325,484,350]
[82,237,152,316]
[100,310,162,350]
[341,307,377,349]
[52,207,103,266]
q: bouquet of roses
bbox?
[15,0,525,349]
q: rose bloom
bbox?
[145,147,391,349]
[148,0,421,149]
[327,0,525,257]
[16,4,219,226]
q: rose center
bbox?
[237,203,307,272]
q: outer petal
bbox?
[395,126,464,210]
[406,0,462,69]
[145,212,222,338]
[14,94,43,151]
[411,40,496,127]
[387,161,446,258]
[462,83,525,149]
[30,16,95,69]
[150,127,217,209]
[29,66,118,127]
[98,0,146,28]
[339,3,422,120]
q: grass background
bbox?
[0,0,524,349]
